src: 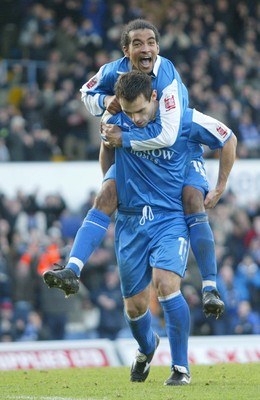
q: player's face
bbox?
[123,29,159,74]
[120,91,157,128]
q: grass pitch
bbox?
[0,363,259,400]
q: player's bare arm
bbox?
[99,142,115,175]
[204,133,237,209]
[104,95,122,115]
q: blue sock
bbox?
[185,212,217,289]
[66,208,111,277]
[124,309,156,355]
[159,292,190,372]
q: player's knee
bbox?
[182,186,205,214]
[125,304,148,319]
[153,270,181,297]
[124,294,149,319]
[155,281,181,297]
[93,179,117,216]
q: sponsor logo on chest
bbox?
[130,148,175,165]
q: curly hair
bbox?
[120,19,160,49]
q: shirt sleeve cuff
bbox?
[122,131,131,148]
[98,94,106,111]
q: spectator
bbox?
[15,194,47,240]
[0,138,10,161]
[90,265,125,340]
[231,300,260,335]
[225,210,252,266]
[54,17,80,63]
[80,189,97,218]
[62,98,90,160]
[38,277,69,341]
[245,215,260,247]
[10,235,41,330]
[20,89,45,132]
[65,285,99,340]
[0,247,12,305]
[30,127,56,161]
[212,261,244,335]
[16,310,47,341]
[237,110,260,158]
[236,254,260,313]
[41,193,67,229]
[6,115,32,161]
[0,301,14,342]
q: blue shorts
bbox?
[115,209,189,298]
[184,160,209,197]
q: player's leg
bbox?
[183,181,224,318]
[184,109,231,318]
[43,173,117,296]
[154,270,191,385]
[124,289,160,382]
[151,216,191,385]
[115,212,159,382]
[66,177,117,273]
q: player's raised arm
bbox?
[204,133,237,209]
[80,62,120,116]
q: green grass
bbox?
[0,363,259,400]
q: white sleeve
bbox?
[122,80,181,150]
[80,68,105,116]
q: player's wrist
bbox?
[215,183,226,194]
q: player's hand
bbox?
[204,188,224,209]
[102,140,114,148]
[101,124,122,147]
[104,95,121,115]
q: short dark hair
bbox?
[120,19,160,49]
[115,71,153,102]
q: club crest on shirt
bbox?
[86,77,98,89]
[216,125,228,138]
[164,94,176,111]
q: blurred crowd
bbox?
[0,188,124,341]
[0,0,259,161]
[0,0,260,341]
[0,187,259,342]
